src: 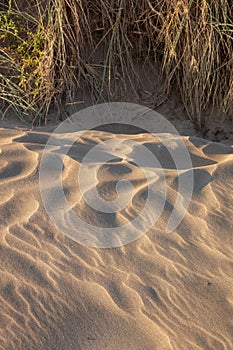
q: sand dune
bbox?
[0,127,233,350]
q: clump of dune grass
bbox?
[157,0,233,128]
[0,0,232,128]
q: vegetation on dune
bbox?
[0,0,232,127]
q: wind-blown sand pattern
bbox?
[0,127,233,350]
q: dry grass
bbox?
[0,0,232,127]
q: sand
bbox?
[0,125,233,350]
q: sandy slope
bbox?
[0,127,233,350]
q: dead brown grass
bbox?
[0,0,232,127]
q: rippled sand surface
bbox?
[0,127,233,350]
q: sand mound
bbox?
[0,127,233,350]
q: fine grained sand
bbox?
[0,126,233,350]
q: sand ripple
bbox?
[0,128,233,349]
